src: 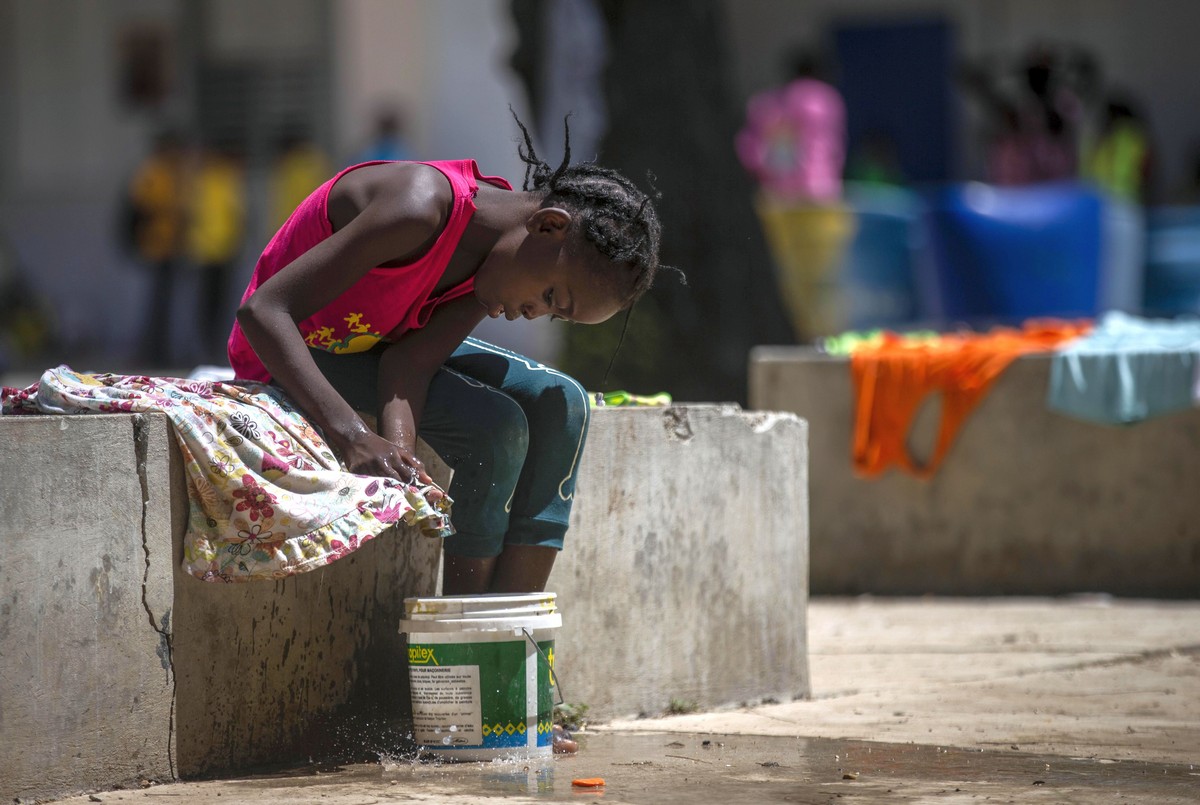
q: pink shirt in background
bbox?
[736,78,846,202]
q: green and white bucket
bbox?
[398,593,562,761]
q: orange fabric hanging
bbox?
[850,321,1091,479]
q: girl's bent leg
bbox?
[441,544,561,595]
[443,338,591,559]
[487,544,559,593]
[419,365,529,561]
[442,554,500,595]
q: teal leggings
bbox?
[306,337,590,558]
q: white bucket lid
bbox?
[403,593,557,617]
[399,593,561,634]
[399,612,563,633]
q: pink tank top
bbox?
[227,159,512,382]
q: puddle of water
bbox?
[201,731,1199,804]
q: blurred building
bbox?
[2,0,1200,369]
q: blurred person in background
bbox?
[1083,97,1155,203]
[735,51,846,203]
[124,128,189,367]
[734,50,852,339]
[269,125,332,231]
[350,105,416,164]
[962,44,1095,186]
[188,140,248,362]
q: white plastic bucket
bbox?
[398,593,562,761]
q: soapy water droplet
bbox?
[442,736,452,745]
[449,725,457,732]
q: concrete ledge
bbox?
[0,415,176,801]
[749,347,1200,596]
[2,405,810,800]
[551,405,810,720]
[171,434,447,780]
[2,413,446,801]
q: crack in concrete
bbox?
[1019,642,1200,677]
[133,414,178,779]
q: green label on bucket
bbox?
[407,639,556,752]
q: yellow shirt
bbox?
[188,157,246,264]
[270,146,331,230]
[1084,122,1148,201]
[129,155,186,262]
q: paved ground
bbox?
[44,596,1200,804]
[613,596,1200,765]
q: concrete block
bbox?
[749,347,1200,596]
[1,413,446,799]
[171,425,447,778]
[550,405,811,720]
[1,415,176,802]
[171,482,444,778]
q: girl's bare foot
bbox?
[552,724,578,754]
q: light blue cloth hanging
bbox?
[1047,312,1200,425]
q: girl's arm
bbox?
[375,294,488,478]
[236,166,451,482]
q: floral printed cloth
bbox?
[1,366,453,582]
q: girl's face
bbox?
[474,209,625,325]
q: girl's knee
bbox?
[558,375,590,431]
[487,398,531,473]
[425,370,530,472]
[531,373,591,438]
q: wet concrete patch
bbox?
[380,732,1199,804]
[53,732,1200,804]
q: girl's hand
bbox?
[330,426,437,491]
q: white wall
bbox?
[7,0,185,198]
[332,0,431,162]
[334,0,531,174]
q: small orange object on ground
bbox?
[572,777,606,787]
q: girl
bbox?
[228,117,664,597]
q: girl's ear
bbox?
[526,206,572,239]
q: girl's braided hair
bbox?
[510,110,676,306]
